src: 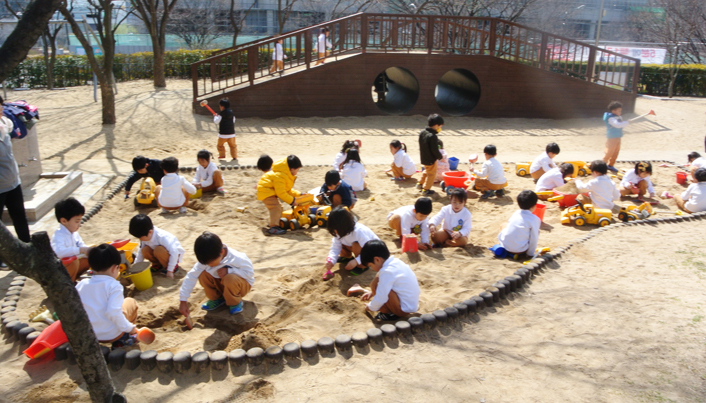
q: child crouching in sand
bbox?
[428,188,472,247]
[322,207,380,280]
[675,167,706,213]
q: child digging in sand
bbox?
[474,144,508,199]
[156,157,197,214]
[387,197,433,251]
[322,207,380,280]
[675,167,706,213]
[129,214,185,279]
[51,197,91,282]
[619,161,656,199]
[388,140,416,181]
[256,155,304,235]
[496,190,541,261]
[575,160,621,213]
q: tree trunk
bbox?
[0,0,63,82]
[41,33,52,89]
[0,226,124,403]
[100,82,117,123]
[152,40,166,87]
[48,34,57,90]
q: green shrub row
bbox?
[639,64,706,97]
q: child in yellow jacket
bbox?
[257,155,303,235]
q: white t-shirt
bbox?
[327,223,379,265]
[133,226,185,272]
[192,162,220,188]
[681,182,706,213]
[498,209,541,255]
[51,224,87,258]
[691,157,706,169]
[478,157,506,185]
[529,151,556,174]
[317,34,331,53]
[366,256,420,314]
[575,175,621,209]
[76,275,134,341]
[535,167,565,192]
[179,246,254,301]
[429,205,472,237]
[158,173,197,208]
[273,43,285,61]
[393,149,416,176]
[388,205,431,244]
[332,152,346,170]
[341,161,367,191]
[620,169,655,194]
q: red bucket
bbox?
[552,190,590,208]
[401,234,418,253]
[442,171,471,188]
[23,320,68,359]
[533,203,546,222]
[676,171,688,185]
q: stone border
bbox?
[2,160,699,377]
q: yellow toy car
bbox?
[515,162,531,176]
[618,202,653,222]
[561,201,612,227]
[563,161,591,178]
[314,205,332,227]
[280,194,317,231]
[134,177,157,207]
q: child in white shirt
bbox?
[333,140,357,170]
[357,240,420,322]
[340,148,367,191]
[387,197,432,250]
[156,157,196,214]
[575,160,621,212]
[529,142,560,181]
[388,140,416,180]
[688,152,706,182]
[676,167,706,213]
[434,140,450,182]
[51,197,91,282]
[497,190,541,259]
[619,161,656,199]
[475,144,507,199]
[129,214,185,279]
[269,37,287,75]
[322,207,380,280]
[178,232,254,316]
[429,188,472,247]
[76,244,141,348]
[192,150,225,195]
[315,27,332,65]
[535,163,575,195]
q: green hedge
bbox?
[639,64,706,97]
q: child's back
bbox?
[498,190,541,255]
[341,160,367,191]
[256,158,300,202]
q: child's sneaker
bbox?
[415,183,423,189]
[495,189,505,197]
[268,226,287,235]
[217,187,227,195]
[374,312,401,322]
[160,208,169,214]
[179,207,187,214]
[607,165,619,173]
[228,301,244,315]
[231,159,239,165]
[421,189,436,196]
[480,190,494,199]
[201,298,225,311]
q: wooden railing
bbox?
[191,13,641,101]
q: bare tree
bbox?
[166,0,220,49]
[0,0,63,82]
[59,0,131,123]
[228,0,257,47]
[130,0,178,88]
[276,0,302,33]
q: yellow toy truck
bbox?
[134,177,157,207]
[561,201,612,227]
[563,161,591,178]
[515,162,531,177]
[280,194,317,231]
[618,202,653,222]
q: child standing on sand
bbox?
[214,98,237,164]
[418,114,444,196]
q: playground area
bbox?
[1,80,705,402]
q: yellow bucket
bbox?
[122,262,153,291]
[189,188,202,199]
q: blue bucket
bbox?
[448,157,459,171]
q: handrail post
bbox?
[340,21,348,51]
[586,46,596,82]
[305,32,312,67]
[427,16,434,54]
[361,14,368,53]
[538,33,548,70]
[247,47,256,86]
[296,34,301,62]
[488,19,497,57]
[631,59,641,94]
[191,63,198,102]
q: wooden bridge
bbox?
[191,13,639,119]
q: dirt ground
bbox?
[1,80,705,403]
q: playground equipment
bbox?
[561,201,612,227]
[618,202,653,222]
[135,177,157,207]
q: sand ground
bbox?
[1,80,705,403]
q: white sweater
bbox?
[498,210,541,255]
[681,182,706,213]
[367,256,420,313]
[51,224,87,258]
[76,275,134,341]
[393,149,416,176]
[192,162,220,188]
[478,157,506,185]
[429,205,472,237]
[179,246,254,301]
[158,173,196,208]
[388,205,431,244]
[327,223,379,265]
[341,161,367,191]
[530,151,556,174]
[575,175,620,209]
[535,167,565,192]
[134,226,185,272]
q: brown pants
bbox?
[340,243,363,269]
[530,167,546,181]
[199,271,251,306]
[269,60,284,73]
[603,137,621,167]
[619,180,647,197]
[388,214,403,237]
[315,51,329,65]
[370,274,407,316]
[431,230,468,247]
[475,178,507,192]
[332,194,355,209]
[217,137,237,159]
[64,257,90,282]
[262,196,283,227]
[102,297,138,343]
[674,194,693,213]
[155,186,189,209]
[201,170,224,193]
[390,163,413,179]
[419,162,438,190]
[141,245,171,270]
